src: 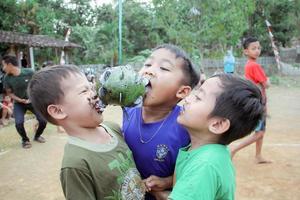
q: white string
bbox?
[139,111,170,144]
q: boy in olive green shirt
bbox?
[28,65,145,200]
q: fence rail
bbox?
[200,56,278,75]
[79,56,300,77]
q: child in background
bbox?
[230,36,271,164]
[1,90,13,125]
[223,49,235,74]
[122,44,199,199]
[168,74,264,200]
[28,65,145,200]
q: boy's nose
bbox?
[145,70,155,77]
[184,95,192,104]
[140,68,155,77]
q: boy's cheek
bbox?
[138,67,146,75]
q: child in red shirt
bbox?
[230,36,271,164]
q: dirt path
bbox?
[0,86,299,200]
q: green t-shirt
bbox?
[3,68,34,99]
[60,121,145,200]
[169,144,235,200]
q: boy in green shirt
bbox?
[28,65,145,200]
[168,74,264,200]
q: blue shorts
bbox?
[255,118,266,132]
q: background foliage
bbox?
[0,0,299,66]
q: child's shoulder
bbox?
[101,121,122,137]
[62,143,93,169]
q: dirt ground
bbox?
[0,85,299,200]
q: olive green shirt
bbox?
[3,68,34,99]
[60,121,145,200]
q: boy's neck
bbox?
[142,106,174,123]
[188,130,220,150]
[64,125,112,144]
[248,57,257,62]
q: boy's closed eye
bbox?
[194,94,202,101]
[79,89,88,94]
[191,88,204,101]
[160,66,170,71]
[79,86,91,94]
[144,63,151,67]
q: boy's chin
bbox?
[142,95,153,106]
[176,116,185,126]
[93,115,104,125]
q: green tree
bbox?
[245,0,298,54]
[152,0,255,59]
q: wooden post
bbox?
[265,20,281,72]
[29,47,35,70]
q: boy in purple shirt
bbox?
[122,44,199,199]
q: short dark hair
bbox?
[27,65,83,124]
[209,73,264,145]
[242,36,259,49]
[154,44,199,88]
[2,55,18,66]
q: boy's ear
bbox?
[243,49,248,56]
[47,104,67,120]
[176,85,192,99]
[208,117,230,135]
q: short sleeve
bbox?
[252,65,267,84]
[169,162,219,200]
[60,168,96,200]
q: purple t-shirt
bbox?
[122,105,190,180]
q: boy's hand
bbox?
[143,175,173,192]
[20,99,30,104]
[265,78,271,89]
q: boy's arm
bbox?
[264,77,271,89]
[60,168,96,200]
[144,175,173,192]
[6,88,28,104]
[0,102,12,113]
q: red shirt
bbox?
[244,59,268,102]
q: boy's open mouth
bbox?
[141,78,151,101]
[180,105,186,114]
[144,77,152,92]
[146,80,151,90]
[87,96,105,114]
